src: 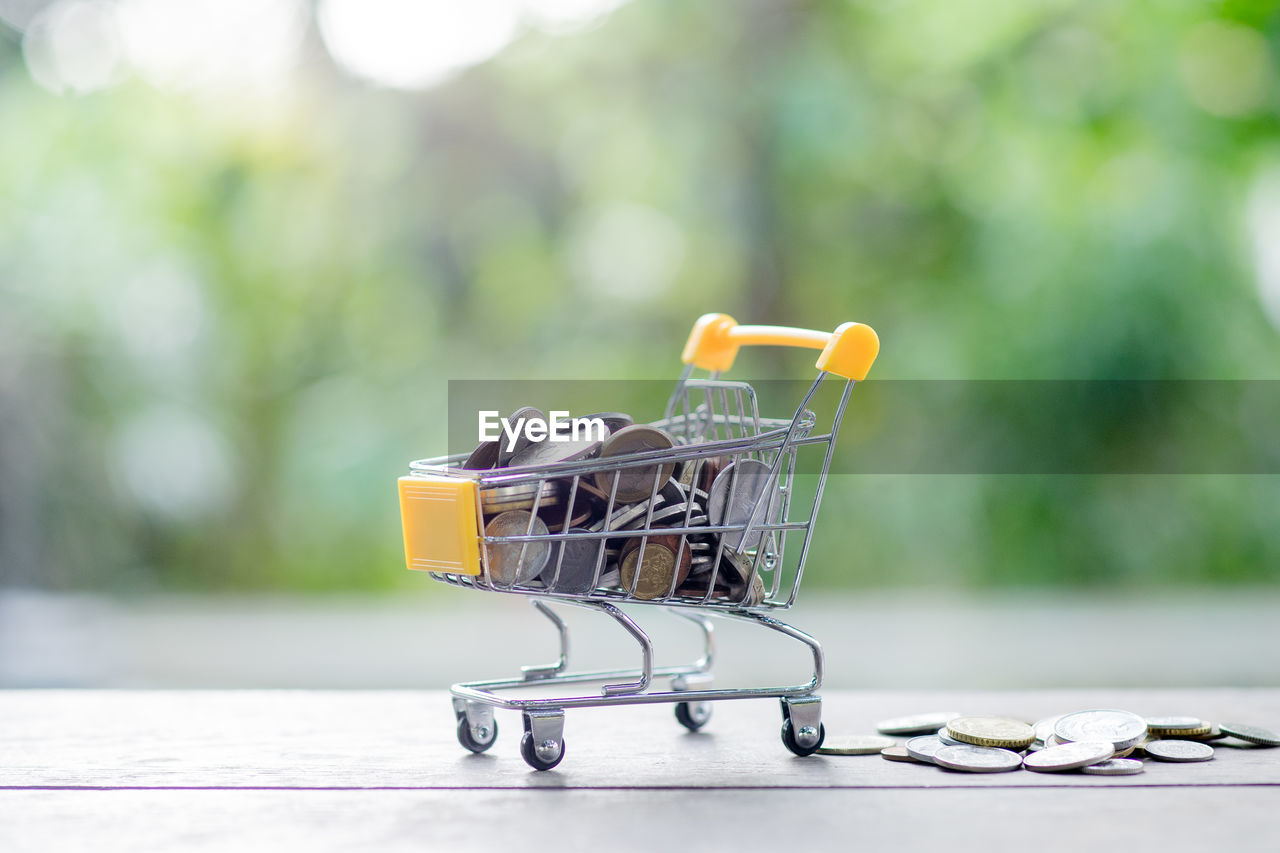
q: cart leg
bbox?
[520,709,566,771]
[666,610,715,730]
[725,611,824,693]
[582,602,653,696]
[780,696,825,756]
[452,697,498,754]
[669,609,715,673]
[520,599,569,681]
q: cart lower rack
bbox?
[399,313,879,770]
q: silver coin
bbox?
[620,503,708,530]
[716,549,757,584]
[461,440,500,471]
[538,481,605,531]
[538,529,604,594]
[1022,740,1114,773]
[497,407,545,467]
[876,712,962,737]
[580,412,633,436]
[1144,740,1214,762]
[1081,758,1145,776]
[905,735,947,765]
[1054,709,1148,750]
[1145,715,1206,731]
[816,735,897,756]
[725,571,766,606]
[933,744,1022,773]
[593,499,657,532]
[1033,715,1065,744]
[483,511,550,585]
[480,480,562,514]
[1219,722,1280,747]
[706,459,781,550]
[508,436,602,469]
[656,477,688,507]
[936,727,965,746]
[592,425,676,503]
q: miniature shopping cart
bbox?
[398,313,879,770]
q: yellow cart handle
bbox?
[681,313,879,380]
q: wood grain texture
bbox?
[2,689,1278,789]
[2,787,1278,853]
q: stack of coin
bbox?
[462,409,785,603]
[829,710,1280,777]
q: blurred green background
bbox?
[3,0,1280,594]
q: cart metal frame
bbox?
[400,314,879,769]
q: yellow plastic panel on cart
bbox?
[398,475,483,575]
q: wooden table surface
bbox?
[3,689,1278,851]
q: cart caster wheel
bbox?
[675,701,712,732]
[457,714,498,754]
[781,719,825,757]
[520,731,565,771]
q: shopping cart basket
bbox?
[398,313,879,770]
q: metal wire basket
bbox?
[397,312,879,770]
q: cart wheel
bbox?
[780,719,826,757]
[675,701,712,732]
[520,731,565,771]
[456,714,498,754]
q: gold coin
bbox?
[1182,725,1227,742]
[946,716,1035,750]
[620,541,689,600]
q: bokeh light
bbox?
[1247,166,1280,332]
[522,0,628,34]
[115,0,305,92]
[567,203,686,302]
[111,405,233,522]
[21,0,125,96]
[1179,20,1273,118]
[317,0,522,90]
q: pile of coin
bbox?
[814,710,1279,775]
[462,408,779,603]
